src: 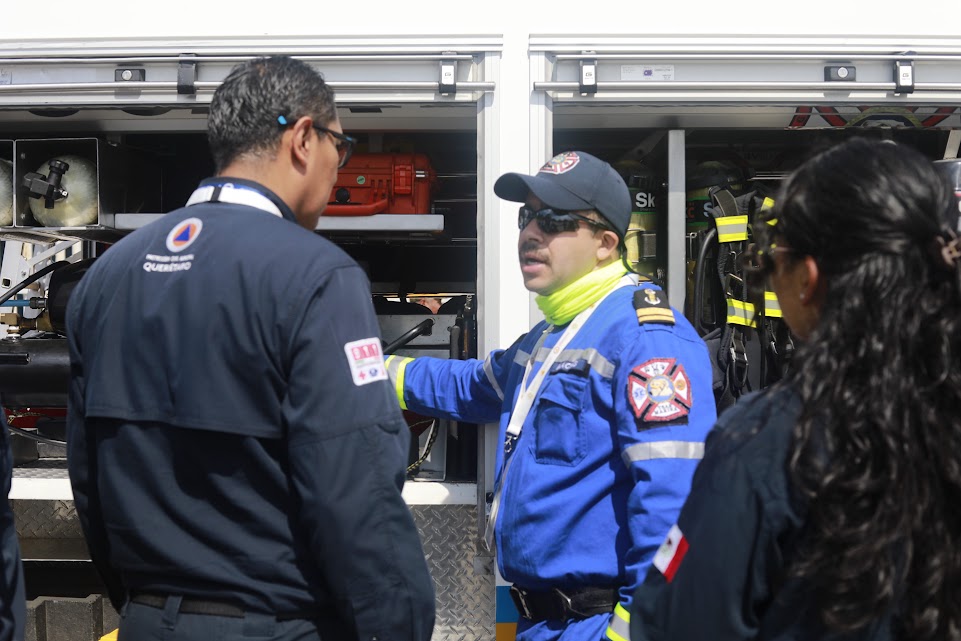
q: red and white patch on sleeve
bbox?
[627,357,692,424]
[344,338,388,386]
[652,524,688,582]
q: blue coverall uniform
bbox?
[390,277,716,641]
[66,178,435,641]
[1,411,24,641]
[630,386,894,641]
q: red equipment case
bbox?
[325,152,437,216]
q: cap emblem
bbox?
[539,152,580,175]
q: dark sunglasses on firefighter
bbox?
[518,205,613,235]
[313,125,356,169]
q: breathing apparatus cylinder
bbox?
[0,159,12,226]
[26,154,99,227]
[623,167,665,280]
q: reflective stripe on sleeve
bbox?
[530,347,615,379]
[483,354,505,402]
[384,355,413,410]
[514,349,531,366]
[621,441,705,467]
[606,603,631,641]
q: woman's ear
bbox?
[800,255,822,305]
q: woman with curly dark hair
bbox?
[628,137,961,641]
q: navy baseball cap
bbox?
[494,151,632,239]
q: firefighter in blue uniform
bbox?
[386,152,716,641]
[1,410,25,641]
[66,56,435,641]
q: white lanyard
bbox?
[506,303,598,441]
[186,183,283,218]
[484,274,636,550]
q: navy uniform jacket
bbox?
[1,411,24,641]
[66,178,435,640]
[630,386,893,641]
[389,277,716,641]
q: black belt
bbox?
[510,585,618,622]
[130,593,245,619]
[129,593,320,622]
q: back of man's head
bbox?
[207,56,336,173]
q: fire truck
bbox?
[2,3,961,638]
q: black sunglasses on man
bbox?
[518,205,612,235]
[313,125,356,169]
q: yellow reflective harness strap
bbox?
[726,298,757,328]
[764,291,783,318]
[606,603,631,641]
[715,214,749,243]
[384,355,413,410]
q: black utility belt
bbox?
[129,593,319,621]
[510,585,618,622]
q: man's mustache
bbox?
[519,240,542,255]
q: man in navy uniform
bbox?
[386,151,716,641]
[66,56,435,641]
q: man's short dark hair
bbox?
[207,56,337,172]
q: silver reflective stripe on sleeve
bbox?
[621,441,705,467]
[606,603,632,641]
[384,355,413,409]
[513,349,531,366]
[531,347,615,379]
[385,355,405,385]
[483,355,505,402]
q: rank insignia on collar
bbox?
[628,358,692,425]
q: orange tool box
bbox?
[326,152,437,216]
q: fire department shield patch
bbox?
[539,151,580,175]
[628,358,693,425]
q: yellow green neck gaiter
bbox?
[535,261,628,326]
